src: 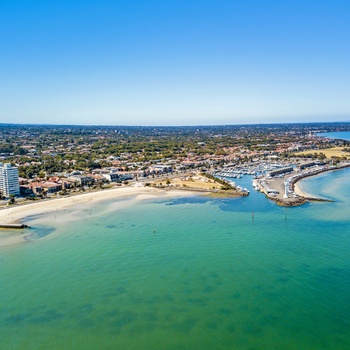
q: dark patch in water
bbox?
[182,287,194,295]
[209,272,219,279]
[102,309,120,318]
[219,308,232,315]
[232,292,241,299]
[79,318,95,328]
[251,284,264,292]
[275,276,290,284]
[103,287,127,301]
[226,323,236,333]
[251,306,263,315]
[165,197,214,206]
[169,307,188,314]
[163,294,175,302]
[109,310,138,329]
[244,323,263,336]
[188,298,208,307]
[275,266,290,275]
[106,225,116,229]
[258,314,278,327]
[129,296,144,305]
[143,295,174,305]
[76,304,94,314]
[207,322,218,330]
[202,285,215,293]
[300,262,311,270]
[5,313,32,324]
[314,267,350,299]
[128,322,157,335]
[24,214,45,222]
[30,309,64,324]
[240,304,249,311]
[173,317,197,333]
[160,343,186,350]
[142,312,158,322]
[0,307,15,315]
[115,286,127,295]
[24,227,56,240]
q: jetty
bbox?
[0,224,30,229]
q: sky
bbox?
[1,0,350,126]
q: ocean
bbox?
[317,131,350,141]
[1,170,350,349]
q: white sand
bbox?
[294,181,317,198]
[0,186,195,247]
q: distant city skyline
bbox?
[1,0,350,126]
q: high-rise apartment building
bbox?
[0,163,20,197]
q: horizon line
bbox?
[1,120,350,128]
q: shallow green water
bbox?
[1,171,350,349]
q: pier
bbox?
[0,224,30,229]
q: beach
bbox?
[0,171,249,247]
[0,185,195,247]
[293,181,316,198]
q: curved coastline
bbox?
[292,164,350,201]
[0,186,197,247]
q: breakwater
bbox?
[291,164,350,200]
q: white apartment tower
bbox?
[0,163,20,197]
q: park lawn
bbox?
[295,146,350,159]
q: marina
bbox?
[214,160,350,206]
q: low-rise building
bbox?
[269,166,294,177]
[68,175,95,186]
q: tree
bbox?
[9,194,16,205]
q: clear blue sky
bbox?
[1,0,350,125]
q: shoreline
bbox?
[0,186,197,247]
[292,164,350,200]
[258,163,350,207]
[2,164,348,245]
[293,182,318,199]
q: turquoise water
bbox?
[1,171,350,349]
[318,131,350,141]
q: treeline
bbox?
[202,173,234,190]
[0,144,27,155]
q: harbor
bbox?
[214,160,350,206]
